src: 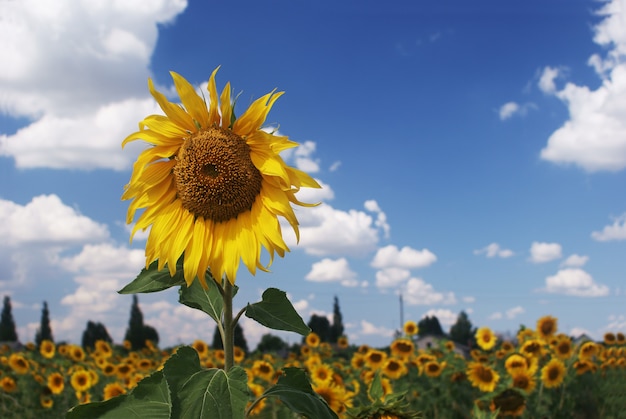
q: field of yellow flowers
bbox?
[1,316,625,418]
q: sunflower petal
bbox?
[233,91,284,135]
[171,72,210,129]
[148,78,195,132]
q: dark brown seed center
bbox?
[173,127,262,223]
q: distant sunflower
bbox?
[252,360,274,382]
[191,339,209,358]
[47,372,65,394]
[337,336,349,349]
[40,340,55,359]
[69,346,86,362]
[234,346,245,363]
[95,340,113,358]
[579,341,598,360]
[310,363,335,385]
[103,382,127,400]
[604,332,617,346]
[573,359,595,375]
[541,358,566,388]
[350,353,366,370]
[553,337,574,360]
[0,376,17,393]
[501,340,515,354]
[390,338,414,359]
[536,315,558,340]
[247,382,267,416]
[364,349,388,370]
[520,339,544,358]
[306,332,321,348]
[122,68,320,286]
[510,369,536,394]
[475,327,497,351]
[382,358,408,379]
[423,361,445,378]
[314,381,347,415]
[40,395,53,409]
[617,332,625,345]
[8,354,29,375]
[70,370,92,392]
[403,320,419,336]
[467,361,500,392]
[505,354,531,375]
[490,389,526,418]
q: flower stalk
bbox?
[223,279,235,372]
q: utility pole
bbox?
[399,293,404,329]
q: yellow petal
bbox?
[220,81,233,128]
[206,67,221,127]
[171,72,210,129]
[233,91,284,135]
[148,78,195,132]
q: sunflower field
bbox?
[1,315,625,419]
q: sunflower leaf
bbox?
[178,275,236,324]
[118,259,185,294]
[66,371,171,419]
[259,367,339,419]
[162,346,202,418]
[245,288,311,335]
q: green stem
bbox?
[223,278,234,372]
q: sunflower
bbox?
[617,332,625,344]
[251,360,275,382]
[103,382,127,400]
[310,363,335,385]
[70,370,92,392]
[490,389,526,417]
[47,372,65,394]
[536,315,558,340]
[8,354,29,375]
[578,341,598,360]
[122,68,320,286]
[541,358,566,388]
[40,394,54,409]
[69,346,86,362]
[95,340,113,358]
[510,369,536,394]
[423,360,445,378]
[467,361,500,392]
[234,346,245,363]
[306,332,321,348]
[505,354,531,375]
[403,320,419,336]
[350,353,366,370]
[390,338,415,359]
[382,358,408,379]
[40,340,55,359]
[553,337,574,360]
[520,339,544,358]
[191,339,209,359]
[314,381,349,415]
[337,336,349,349]
[501,340,515,354]
[247,382,267,416]
[0,376,17,393]
[364,349,387,370]
[475,327,497,351]
[604,332,617,345]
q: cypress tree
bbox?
[329,296,345,343]
[307,314,331,342]
[124,295,159,350]
[0,296,18,342]
[81,321,113,350]
[35,301,53,347]
[449,311,476,347]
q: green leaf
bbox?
[162,346,203,418]
[368,371,384,401]
[178,274,235,324]
[260,368,339,419]
[178,366,249,419]
[119,259,185,294]
[66,371,171,419]
[245,288,310,335]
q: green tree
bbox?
[124,295,159,350]
[449,310,476,347]
[329,296,344,344]
[0,296,18,342]
[35,301,53,347]
[81,321,113,350]
[212,323,248,353]
[417,315,444,337]
[255,333,288,354]
[307,314,331,342]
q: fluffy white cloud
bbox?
[506,306,525,319]
[543,268,610,297]
[421,309,457,327]
[284,203,382,256]
[371,245,437,270]
[359,320,394,337]
[305,258,358,287]
[364,200,390,239]
[489,312,503,320]
[591,213,626,241]
[0,195,109,246]
[474,242,514,258]
[529,242,562,263]
[561,254,589,268]
[295,178,335,204]
[404,278,456,306]
[0,0,187,170]
[539,1,626,172]
[498,101,535,120]
[375,267,411,288]
[462,296,475,303]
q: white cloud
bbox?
[421,309,457,326]
[295,179,335,204]
[404,278,456,306]
[474,242,514,258]
[359,320,394,337]
[591,213,626,241]
[0,195,109,246]
[375,268,411,288]
[329,161,341,172]
[543,268,610,297]
[285,203,382,256]
[0,0,187,170]
[489,312,503,320]
[462,296,475,303]
[539,1,626,172]
[561,254,589,268]
[538,66,561,94]
[529,242,562,263]
[499,102,519,120]
[294,141,320,173]
[305,258,358,287]
[506,306,525,319]
[371,245,437,270]
[364,200,390,239]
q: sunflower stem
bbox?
[223,278,235,372]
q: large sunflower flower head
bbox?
[122,67,320,287]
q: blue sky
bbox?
[1,0,626,349]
